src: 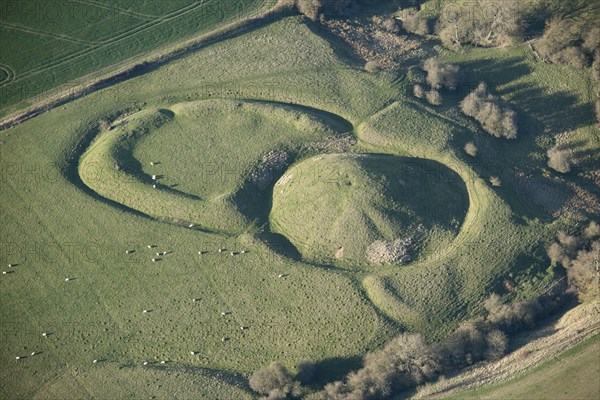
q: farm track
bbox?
[0,21,94,46]
[70,0,159,20]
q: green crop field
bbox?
[444,334,600,400]
[0,0,274,116]
[0,2,599,399]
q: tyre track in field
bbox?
[70,0,160,20]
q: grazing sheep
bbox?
[152,184,157,189]
[147,245,153,249]
[278,274,284,278]
[221,337,228,342]
[143,361,148,365]
[151,258,157,262]
[240,250,247,254]
[218,248,225,253]
[125,250,131,254]
[42,333,47,337]
[190,351,198,355]
[15,356,20,360]
[160,360,166,364]
[8,264,13,267]
[189,224,194,228]
[150,162,155,166]
[2,271,7,275]
[93,359,98,364]
[192,298,200,302]
[65,277,71,281]
[152,175,157,180]
[143,310,148,313]
[31,352,36,356]
[230,252,236,256]
[240,326,246,330]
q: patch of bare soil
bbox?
[411,300,600,399]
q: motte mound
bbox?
[270,153,468,265]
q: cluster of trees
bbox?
[536,18,599,69]
[436,0,523,48]
[548,221,600,302]
[250,285,574,399]
[413,58,462,106]
[460,83,518,139]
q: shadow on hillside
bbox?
[310,356,363,386]
[505,83,595,136]
[256,231,303,262]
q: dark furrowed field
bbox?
[0,0,272,116]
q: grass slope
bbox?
[271,153,468,265]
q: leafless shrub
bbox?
[437,0,523,48]
[426,90,442,106]
[583,221,600,240]
[547,145,572,173]
[402,10,429,36]
[464,142,478,157]
[566,240,600,301]
[364,60,380,73]
[423,58,462,90]
[461,82,518,139]
[249,362,301,398]
[413,84,425,99]
[382,17,400,33]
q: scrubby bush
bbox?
[413,84,425,99]
[364,60,380,73]
[583,221,600,240]
[382,17,400,33]
[461,83,518,139]
[567,240,600,301]
[547,145,572,173]
[249,362,301,398]
[547,222,599,301]
[323,333,440,399]
[464,142,478,157]
[537,17,599,69]
[489,176,502,186]
[426,90,442,106]
[401,9,429,36]
[423,58,462,90]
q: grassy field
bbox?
[0,0,274,116]
[0,9,598,400]
[444,334,600,400]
